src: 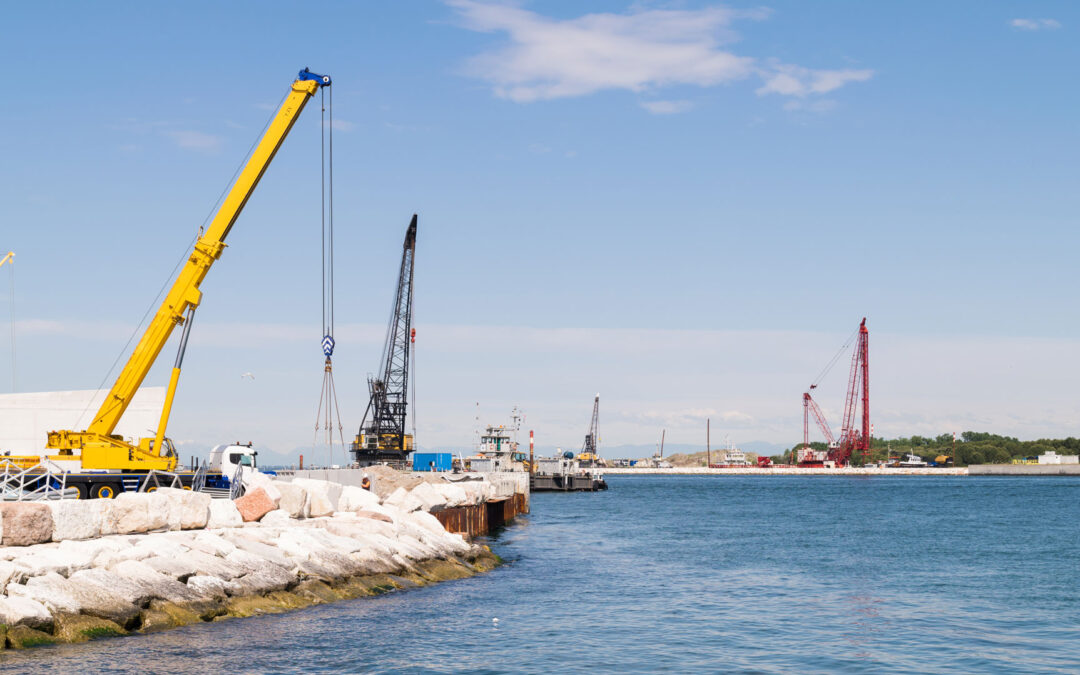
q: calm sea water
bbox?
[3,475,1078,674]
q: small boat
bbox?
[897,453,927,467]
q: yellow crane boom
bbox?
[46,69,331,470]
[0,252,13,268]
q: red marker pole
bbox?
[529,430,535,475]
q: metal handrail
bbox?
[229,463,245,499]
[191,463,208,493]
[138,470,183,492]
[0,458,78,501]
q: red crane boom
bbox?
[833,318,870,466]
[799,318,870,467]
[803,391,836,448]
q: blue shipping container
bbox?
[413,452,453,472]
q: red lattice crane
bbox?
[799,318,870,467]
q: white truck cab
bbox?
[207,443,259,478]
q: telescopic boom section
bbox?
[47,70,330,469]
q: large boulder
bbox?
[234,487,276,523]
[108,492,167,535]
[0,502,54,546]
[273,480,308,518]
[385,487,425,513]
[207,499,243,529]
[154,488,211,530]
[339,485,380,512]
[409,482,447,512]
[259,509,291,527]
[0,560,23,592]
[8,572,140,627]
[47,499,104,541]
[292,479,339,517]
[433,481,469,507]
[241,471,281,503]
[0,596,53,631]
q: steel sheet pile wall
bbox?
[435,492,528,537]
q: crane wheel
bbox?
[93,484,118,499]
[73,484,89,500]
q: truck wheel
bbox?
[93,483,119,499]
[73,484,89,500]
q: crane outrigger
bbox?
[11,69,330,495]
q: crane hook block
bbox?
[297,68,332,86]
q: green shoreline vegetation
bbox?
[663,432,1080,467]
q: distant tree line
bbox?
[774,432,1080,466]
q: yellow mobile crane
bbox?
[24,69,330,486]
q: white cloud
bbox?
[449,1,757,102]
[640,99,693,114]
[757,64,873,98]
[1010,18,1061,31]
[165,130,223,152]
[331,119,355,132]
[448,1,871,107]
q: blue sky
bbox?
[2,1,1078,462]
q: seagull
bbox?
[241,372,255,380]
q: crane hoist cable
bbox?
[808,324,860,390]
[312,83,346,466]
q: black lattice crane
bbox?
[351,215,417,466]
[577,394,605,467]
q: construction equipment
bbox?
[0,252,12,268]
[576,394,605,467]
[10,69,331,493]
[798,318,870,467]
[351,215,417,466]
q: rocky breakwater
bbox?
[0,474,504,650]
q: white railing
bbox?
[0,458,78,501]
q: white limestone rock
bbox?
[207,499,243,529]
[259,509,291,527]
[190,531,236,557]
[47,499,105,541]
[220,532,293,569]
[409,482,447,511]
[242,471,282,503]
[385,487,425,513]
[272,480,308,518]
[292,479,338,517]
[107,559,209,603]
[0,560,23,592]
[186,574,229,600]
[0,596,53,631]
[224,565,294,596]
[433,481,469,507]
[9,571,140,626]
[153,487,212,531]
[338,485,380,512]
[106,492,162,535]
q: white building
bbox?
[1038,451,1079,465]
[0,388,165,455]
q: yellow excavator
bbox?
[8,69,330,495]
